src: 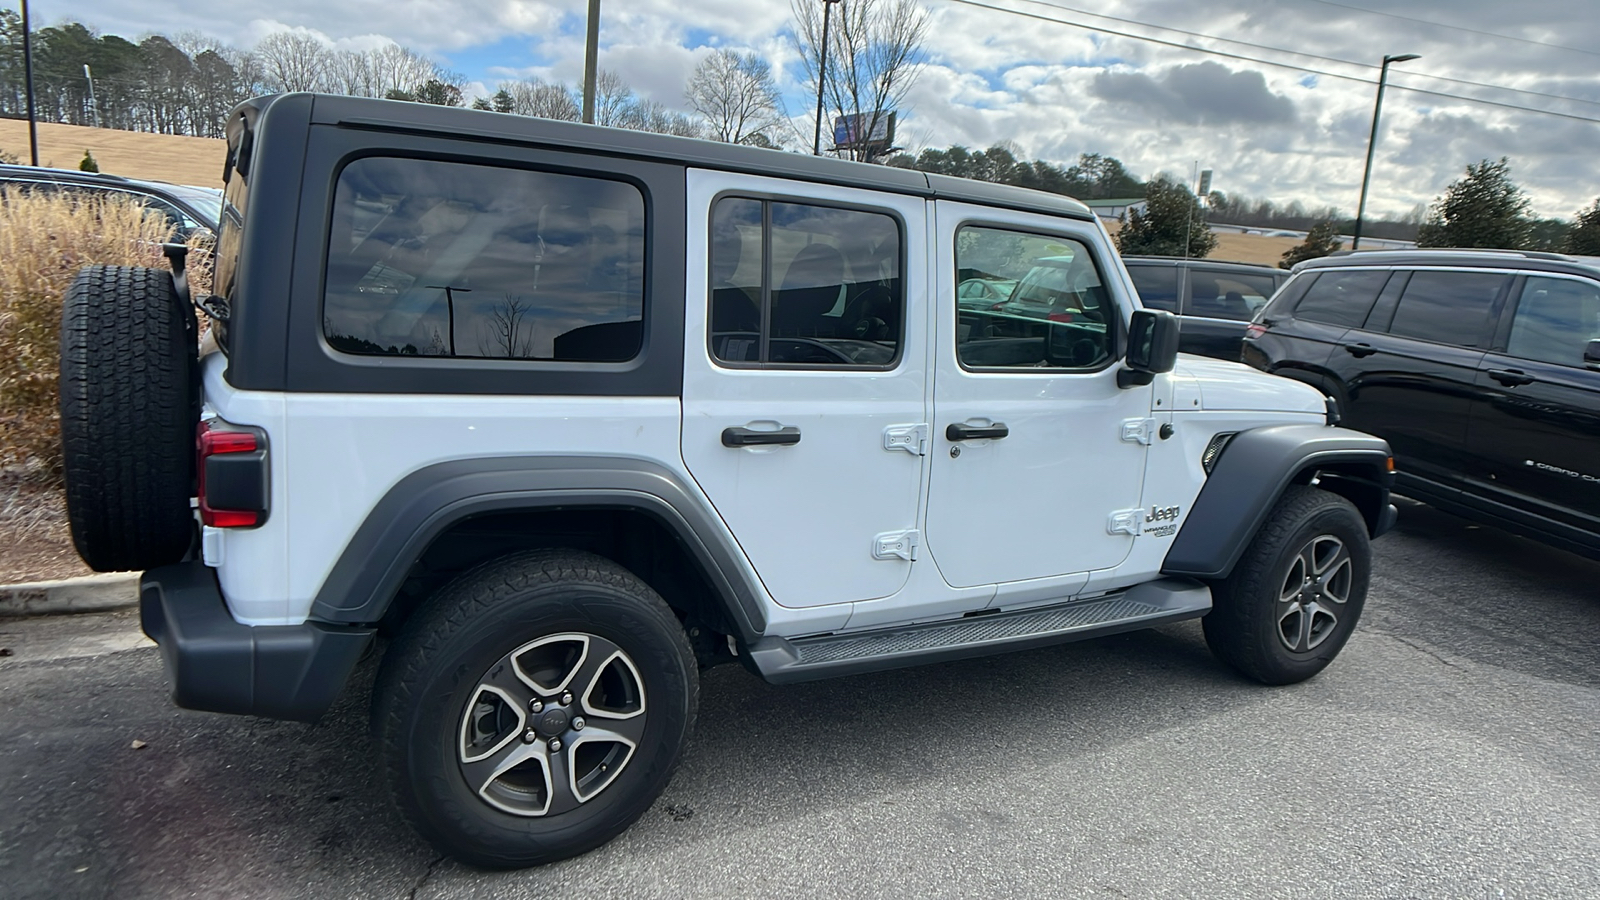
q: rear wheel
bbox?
[59,265,198,572]
[1203,486,1371,685]
[373,549,697,868]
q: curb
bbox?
[0,572,140,617]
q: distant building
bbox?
[1083,198,1147,222]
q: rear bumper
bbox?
[139,563,374,722]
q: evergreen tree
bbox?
[491,89,515,114]
[78,150,99,172]
[1280,220,1342,268]
[1416,158,1532,250]
[1564,198,1600,256]
[1116,177,1217,258]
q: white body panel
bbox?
[680,170,930,610]
[202,355,700,626]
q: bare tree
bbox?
[685,49,786,146]
[498,78,580,120]
[629,99,703,138]
[255,31,332,92]
[791,0,928,162]
[480,295,537,358]
[593,69,636,128]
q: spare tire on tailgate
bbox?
[59,265,199,572]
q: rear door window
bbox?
[1125,264,1179,313]
[1386,271,1509,347]
[1292,270,1390,328]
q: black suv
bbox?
[0,164,221,236]
[1122,256,1288,360]
[1243,250,1600,559]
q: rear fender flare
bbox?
[307,456,767,641]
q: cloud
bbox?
[1090,61,1297,126]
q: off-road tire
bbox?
[59,265,198,572]
[373,549,698,869]
[1203,486,1371,685]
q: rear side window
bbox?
[1293,270,1389,328]
[1387,271,1509,347]
[1505,276,1600,366]
[1188,268,1281,321]
[1125,265,1178,312]
[709,197,902,368]
[323,157,645,362]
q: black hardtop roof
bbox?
[1121,255,1287,273]
[260,93,1096,222]
[1292,248,1600,279]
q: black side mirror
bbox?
[1119,309,1180,388]
[1585,339,1600,369]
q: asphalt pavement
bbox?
[2,498,1597,899]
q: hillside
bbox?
[0,119,226,189]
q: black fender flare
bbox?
[307,456,766,640]
[1161,425,1394,580]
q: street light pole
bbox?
[1352,53,1420,250]
[581,0,601,124]
[21,0,39,166]
[811,0,842,156]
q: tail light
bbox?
[197,419,269,527]
[1243,323,1267,340]
[1047,312,1074,323]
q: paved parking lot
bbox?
[2,499,1598,899]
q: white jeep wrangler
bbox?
[59,94,1396,868]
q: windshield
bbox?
[154,183,224,231]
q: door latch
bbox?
[872,529,920,561]
[883,424,928,456]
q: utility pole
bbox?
[21,0,39,165]
[581,0,601,124]
[85,65,100,129]
[811,0,842,156]
[1183,160,1198,259]
[1353,53,1420,250]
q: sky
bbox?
[26,0,1600,220]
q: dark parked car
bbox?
[0,164,221,237]
[1123,256,1288,359]
[1243,249,1600,560]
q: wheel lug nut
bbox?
[572,717,585,731]
[560,691,573,705]
[523,728,538,743]
[530,699,543,713]
[549,738,563,752]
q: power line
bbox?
[1008,0,1600,111]
[1301,0,1600,59]
[941,0,1600,125]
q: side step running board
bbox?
[747,578,1211,684]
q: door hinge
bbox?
[883,423,929,456]
[1107,508,1144,536]
[872,529,920,561]
[1121,417,1156,446]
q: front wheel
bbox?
[1203,486,1371,685]
[373,550,698,868]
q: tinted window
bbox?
[323,157,645,361]
[1506,276,1600,366]
[1187,269,1281,321]
[1126,264,1178,312]
[1293,270,1389,328]
[709,197,902,367]
[956,227,1113,370]
[1387,271,1508,347]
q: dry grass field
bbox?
[0,119,225,189]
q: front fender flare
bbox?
[1161,425,1393,580]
